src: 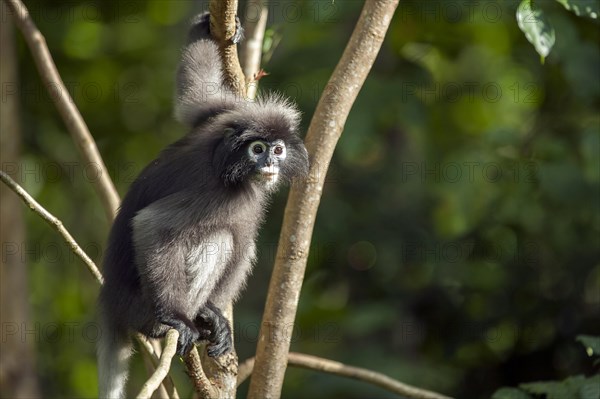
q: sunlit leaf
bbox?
[555,0,600,19]
[577,335,600,356]
[516,0,556,61]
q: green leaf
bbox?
[521,376,587,399]
[580,375,600,399]
[555,0,600,19]
[516,0,556,61]
[577,335,600,356]
[492,387,534,399]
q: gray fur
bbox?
[184,231,235,312]
[97,11,308,399]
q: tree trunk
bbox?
[0,3,41,397]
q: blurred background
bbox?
[1,0,598,398]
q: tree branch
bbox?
[183,347,220,399]
[3,0,120,222]
[239,0,268,99]
[239,353,452,399]
[137,329,179,399]
[209,0,246,95]
[0,170,104,284]
[248,1,400,398]
[174,2,248,398]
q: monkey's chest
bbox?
[183,231,234,305]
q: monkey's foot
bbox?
[189,11,244,45]
[194,303,233,357]
[162,314,201,356]
[231,16,244,44]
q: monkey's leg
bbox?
[194,302,232,357]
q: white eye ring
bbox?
[272,141,287,160]
[248,141,267,156]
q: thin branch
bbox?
[248,1,400,398]
[209,0,246,95]
[3,0,120,222]
[3,1,185,396]
[237,357,255,386]
[183,347,220,399]
[239,0,268,99]
[288,353,450,399]
[137,329,179,399]
[136,334,180,399]
[140,350,170,399]
[238,352,453,399]
[0,170,104,284]
[0,170,179,398]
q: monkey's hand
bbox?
[188,12,244,45]
[162,314,201,356]
[194,302,233,357]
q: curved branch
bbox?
[248,1,400,398]
[0,170,104,284]
[238,352,453,399]
[183,347,220,399]
[137,329,179,399]
[136,334,180,399]
[3,0,120,222]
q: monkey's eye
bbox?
[249,141,267,156]
[274,146,284,155]
[253,144,265,154]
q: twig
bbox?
[238,352,453,399]
[136,334,180,399]
[140,350,170,399]
[237,357,255,385]
[0,170,104,284]
[248,1,400,398]
[239,0,268,99]
[137,329,179,399]
[3,0,120,222]
[0,170,178,398]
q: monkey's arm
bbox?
[174,12,242,127]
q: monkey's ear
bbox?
[223,128,238,144]
[224,128,236,138]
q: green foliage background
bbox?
[8,0,599,398]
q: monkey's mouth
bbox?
[258,166,279,182]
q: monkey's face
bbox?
[246,139,287,188]
[216,127,307,189]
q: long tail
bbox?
[97,315,133,399]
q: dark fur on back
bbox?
[98,11,308,399]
